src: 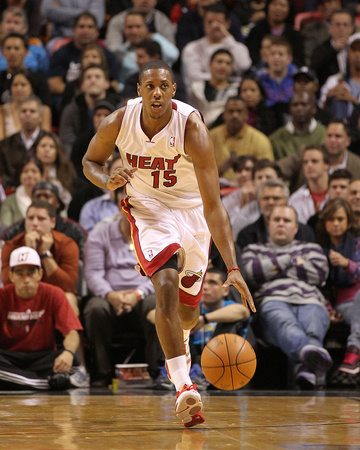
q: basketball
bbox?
[201,333,257,390]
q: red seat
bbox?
[294,11,323,31]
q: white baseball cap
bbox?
[10,246,41,268]
[347,33,360,48]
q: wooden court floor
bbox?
[1,387,359,450]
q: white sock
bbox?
[166,355,192,391]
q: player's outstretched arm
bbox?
[82,107,137,190]
[185,113,256,312]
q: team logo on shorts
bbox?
[169,136,175,147]
[181,269,203,288]
[146,249,154,260]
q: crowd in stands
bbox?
[0,0,360,392]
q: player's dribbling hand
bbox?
[106,167,137,190]
[223,270,256,313]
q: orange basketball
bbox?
[201,333,257,390]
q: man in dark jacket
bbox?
[237,179,314,249]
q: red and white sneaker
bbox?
[175,384,205,428]
[166,334,192,384]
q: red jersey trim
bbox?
[121,198,181,277]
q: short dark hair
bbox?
[329,9,354,24]
[125,10,147,23]
[302,144,330,165]
[203,3,229,20]
[27,199,56,219]
[80,63,109,82]
[74,11,97,28]
[139,60,174,83]
[20,154,44,176]
[232,155,257,173]
[328,169,352,186]
[210,48,233,62]
[270,36,293,56]
[327,119,350,136]
[2,31,28,49]
[135,39,162,59]
[252,159,283,179]
[206,266,227,284]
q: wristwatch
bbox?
[39,250,53,259]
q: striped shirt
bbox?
[242,240,329,309]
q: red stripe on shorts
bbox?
[121,197,181,277]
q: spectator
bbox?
[232,0,266,28]
[2,181,87,260]
[316,198,360,381]
[79,156,123,232]
[255,34,275,71]
[0,33,51,106]
[327,169,353,200]
[115,11,179,90]
[222,155,256,213]
[61,43,120,109]
[121,39,187,104]
[47,12,119,97]
[0,7,48,74]
[277,119,360,193]
[106,0,176,51]
[67,101,116,223]
[292,66,331,126]
[238,73,278,135]
[347,179,360,227]
[246,0,304,68]
[1,0,42,38]
[237,178,314,249]
[34,132,77,211]
[0,155,43,227]
[242,205,332,389]
[41,0,105,41]
[257,36,296,111]
[210,97,274,183]
[308,168,353,230]
[0,96,46,191]
[83,188,162,387]
[59,64,118,157]
[70,99,116,179]
[269,89,326,160]
[175,0,242,52]
[310,9,354,87]
[0,246,82,390]
[1,200,79,316]
[188,267,251,390]
[229,159,282,238]
[319,33,360,120]
[325,120,360,174]
[288,145,329,224]
[301,0,342,66]
[181,3,251,87]
[188,49,240,128]
[0,69,52,140]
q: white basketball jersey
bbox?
[115,97,203,209]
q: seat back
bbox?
[294,11,323,31]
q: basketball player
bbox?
[82,60,255,427]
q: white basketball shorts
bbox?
[122,196,211,307]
